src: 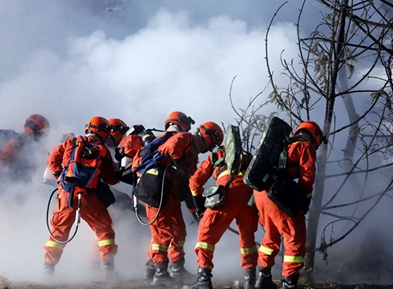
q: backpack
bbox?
[0,130,20,153]
[132,131,176,176]
[60,136,107,195]
[203,124,243,208]
[243,116,293,191]
[131,131,176,208]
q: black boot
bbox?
[169,257,195,284]
[244,268,256,289]
[145,259,155,280]
[102,257,120,282]
[151,262,175,287]
[182,267,213,289]
[43,261,55,276]
[282,274,299,289]
[255,267,277,289]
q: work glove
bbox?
[193,194,206,218]
[172,157,188,176]
[53,172,61,183]
[114,147,124,162]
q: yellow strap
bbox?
[45,241,65,250]
[241,245,258,255]
[98,239,115,247]
[152,243,169,252]
[195,242,215,252]
[217,170,244,180]
[258,245,274,255]
[284,255,303,263]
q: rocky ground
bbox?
[1,276,393,289]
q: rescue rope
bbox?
[46,188,82,244]
[134,164,170,226]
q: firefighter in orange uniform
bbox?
[88,117,131,269]
[132,120,223,287]
[143,111,196,281]
[0,114,50,186]
[43,116,119,278]
[184,147,258,289]
[253,121,324,289]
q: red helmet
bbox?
[164,111,195,132]
[197,121,224,150]
[108,118,129,140]
[24,114,50,140]
[84,116,111,140]
[294,120,324,148]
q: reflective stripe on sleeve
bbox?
[217,170,244,180]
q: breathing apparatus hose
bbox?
[46,188,82,244]
[135,164,170,226]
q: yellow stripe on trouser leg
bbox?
[196,242,215,251]
[152,243,169,252]
[283,255,303,263]
[45,241,65,250]
[258,245,274,255]
[241,245,258,255]
[98,239,115,247]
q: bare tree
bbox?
[235,0,393,283]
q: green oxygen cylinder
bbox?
[243,117,292,191]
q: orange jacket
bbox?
[284,140,316,196]
[48,136,118,186]
[189,148,251,196]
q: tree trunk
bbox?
[303,0,348,282]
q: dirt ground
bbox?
[2,276,393,289]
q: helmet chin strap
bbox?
[297,132,317,148]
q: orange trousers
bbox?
[254,190,306,277]
[44,188,118,265]
[195,185,258,271]
[146,189,186,265]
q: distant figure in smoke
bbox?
[184,147,258,289]
[43,116,119,279]
[0,114,50,190]
[253,121,325,289]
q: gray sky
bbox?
[0,0,323,145]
